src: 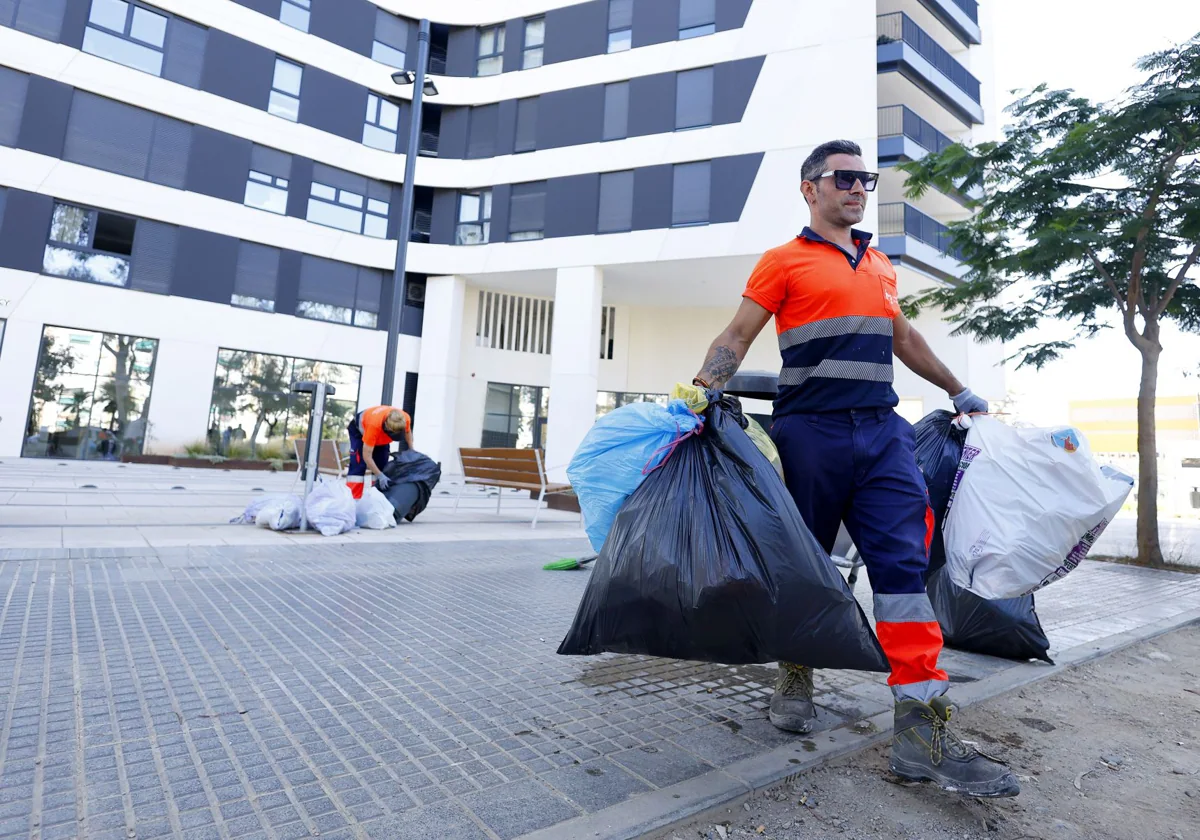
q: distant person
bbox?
[346,406,412,499]
[233,424,246,442]
[222,426,233,455]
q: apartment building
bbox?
[0,0,1002,478]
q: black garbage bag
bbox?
[558,396,888,671]
[913,411,1053,663]
[383,450,442,521]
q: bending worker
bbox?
[687,140,1018,798]
[346,405,412,499]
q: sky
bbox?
[981,0,1200,422]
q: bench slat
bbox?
[463,467,550,486]
[464,478,571,492]
[460,447,541,460]
[461,455,543,471]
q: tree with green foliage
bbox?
[26,334,77,438]
[899,35,1200,566]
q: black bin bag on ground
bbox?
[383,450,442,522]
[913,411,1053,663]
[558,397,889,671]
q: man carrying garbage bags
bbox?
[685,140,1018,798]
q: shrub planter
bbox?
[541,491,580,513]
[122,454,288,471]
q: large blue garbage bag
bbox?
[913,411,1052,663]
[567,399,702,553]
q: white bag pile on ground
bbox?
[306,478,357,536]
[944,415,1134,600]
[230,495,302,530]
[355,487,397,530]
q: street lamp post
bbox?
[380,18,436,405]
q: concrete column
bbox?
[545,266,603,483]
[414,275,467,472]
[144,338,220,455]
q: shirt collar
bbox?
[799,226,873,245]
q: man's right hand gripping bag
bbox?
[557,397,888,672]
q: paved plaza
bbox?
[0,459,1199,839]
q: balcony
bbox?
[918,0,981,45]
[877,13,984,125]
[878,105,954,164]
[879,203,965,282]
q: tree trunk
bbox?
[249,411,266,458]
[1136,343,1164,567]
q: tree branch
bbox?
[1155,241,1200,317]
[1083,245,1128,314]
[1131,142,1186,313]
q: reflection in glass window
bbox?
[607,0,632,53]
[456,190,492,245]
[307,181,389,238]
[83,0,168,76]
[596,391,668,418]
[483,382,548,449]
[268,58,302,122]
[372,10,408,69]
[43,202,135,287]
[22,325,158,461]
[363,94,400,152]
[679,0,717,39]
[523,18,544,69]
[208,349,361,457]
[243,170,289,214]
[296,300,352,325]
[279,0,309,32]
[477,24,505,76]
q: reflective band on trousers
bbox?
[873,593,937,624]
[778,360,894,388]
[777,314,894,351]
[892,678,949,703]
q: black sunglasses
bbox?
[817,169,879,191]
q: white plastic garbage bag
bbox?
[252,495,303,531]
[231,496,274,525]
[355,487,397,530]
[944,415,1134,599]
[306,479,357,536]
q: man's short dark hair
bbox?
[801,140,863,183]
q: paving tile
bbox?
[458,778,580,840]
[541,757,652,813]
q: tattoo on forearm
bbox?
[701,345,739,389]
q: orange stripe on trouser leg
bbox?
[875,620,949,687]
[924,504,935,556]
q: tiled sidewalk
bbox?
[1,538,1198,840]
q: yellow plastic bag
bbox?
[745,417,784,480]
[670,382,709,415]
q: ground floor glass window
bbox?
[482,382,548,449]
[595,390,668,418]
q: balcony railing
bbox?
[880,203,963,259]
[878,105,954,155]
[877,12,981,104]
[949,0,980,25]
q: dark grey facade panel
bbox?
[147,117,193,190]
[445,27,476,77]
[274,249,301,315]
[201,30,273,110]
[632,0,679,48]
[429,190,457,245]
[494,100,517,157]
[0,189,53,273]
[489,183,512,242]
[16,77,72,160]
[631,164,673,231]
[437,106,469,159]
[299,254,356,307]
[0,67,28,147]
[285,158,313,218]
[543,1,607,65]
[602,81,629,140]
[466,104,499,159]
[0,188,6,232]
[715,0,753,32]
[163,18,208,89]
[402,371,418,416]
[508,182,546,236]
[355,267,382,313]
[234,241,280,301]
[710,152,762,223]
[129,220,177,294]
[597,170,635,233]
[172,229,238,304]
[6,0,68,42]
[672,160,711,225]
[251,144,291,179]
[230,0,281,16]
[400,300,423,336]
[627,73,675,137]
[680,0,717,30]
[298,66,367,142]
[309,0,373,56]
[514,98,538,153]
[676,66,714,129]
[714,56,764,125]
[544,173,599,239]
[538,85,605,150]
[502,18,524,73]
[64,93,155,181]
[185,127,252,203]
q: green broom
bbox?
[543,555,597,571]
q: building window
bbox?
[599,305,617,360]
[243,145,291,215]
[466,103,500,159]
[672,161,711,226]
[477,24,505,76]
[1,0,69,41]
[373,10,408,69]
[23,326,158,461]
[456,190,492,245]
[675,66,714,129]
[63,92,192,189]
[597,391,667,418]
[514,98,538,153]
[509,182,546,242]
[679,0,716,39]
[231,242,279,312]
[268,57,302,122]
[363,94,400,152]
[598,170,634,234]
[43,202,135,288]
[603,81,629,141]
[279,0,309,32]
[209,349,361,456]
[523,17,544,69]
[306,166,390,238]
[296,256,381,328]
[607,0,632,53]
[83,0,169,76]
[482,383,548,449]
[0,67,30,148]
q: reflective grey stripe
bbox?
[892,679,949,703]
[779,360,894,388]
[873,593,937,623]
[778,315,893,351]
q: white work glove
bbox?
[951,388,988,416]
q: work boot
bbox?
[890,696,1021,798]
[768,663,816,733]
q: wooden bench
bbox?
[455,447,570,528]
[292,437,346,477]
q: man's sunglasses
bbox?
[817,169,879,191]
